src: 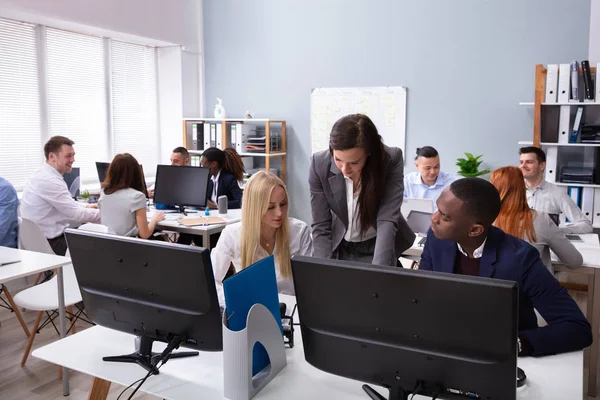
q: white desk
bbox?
[148,208,242,248]
[551,233,600,398]
[401,233,600,398]
[33,305,582,399]
[0,246,72,396]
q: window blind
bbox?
[0,18,42,191]
[45,27,109,185]
[110,40,159,178]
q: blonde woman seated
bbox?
[98,153,165,238]
[210,171,313,305]
[490,166,582,272]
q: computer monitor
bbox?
[64,229,223,374]
[153,165,211,211]
[405,210,432,236]
[401,198,434,218]
[95,161,110,185]
[291,256,519,400]
[96,161,149,199]
[62,167,80,199]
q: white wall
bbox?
[0,0,204,161]
[590,0,600,64]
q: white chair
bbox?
[14,220,110,367]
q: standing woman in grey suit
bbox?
[309,114,415,266]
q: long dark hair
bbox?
[329,114,388,235]
[203,147,245,181]
[103,153,146,196]
[224,147,246,182]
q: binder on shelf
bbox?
[581,60,594,101]
[568,186,582,208]
[581,187,594,222]
[570,61,579,101]
[596,63,600,103]
[545,64,559,103]
[231,124,238,151]
[593,188,600,227]
[558,63,571,103]
[570,106,584,143]
[216,123,223,149]
[203,123,211,150]
[558,106,571,144]
[545,146,558,183]
[232,123,252,154]
[210,124,217,148]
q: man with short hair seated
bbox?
[419,178,592,357]
[0,176,18,248]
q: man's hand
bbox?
[85,203,98,209]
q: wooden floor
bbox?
[0,291,596,399]
[0,305,157,400]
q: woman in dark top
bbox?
[201,147,244,209]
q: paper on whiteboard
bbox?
[310,86,407,154]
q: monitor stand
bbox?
[103,335,199,375]
[178,204,188,216]
[363,384,410,400]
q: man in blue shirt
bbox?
[0,176,19,248]
[403,146,455,211]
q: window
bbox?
[46,28,109,184]
[0,17,160,190]
[110,40,159,175]
[0,19,42,191]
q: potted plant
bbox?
[456,153,491,178]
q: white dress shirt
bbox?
[21,163,100,239]
[344,176,377,242]
[526,179,592,234]
[457,237,487,259]
[210,170,221,204]
[210,217,313,306]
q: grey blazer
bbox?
[309,145,415,266]
[526,211,583,273]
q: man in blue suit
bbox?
[420,177,591,357]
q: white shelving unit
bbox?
[521,63,600,228]
[182,118,287,183]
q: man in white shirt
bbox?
[519,146,592,234]
[21,136,100,255]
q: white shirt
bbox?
[457,237,487,259]
[525,179,592,234]
[211,170,221,204]
[21,163,100,239]
[210,217,313,306]
[343,176,377,242]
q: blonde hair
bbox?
[240,171,292,278]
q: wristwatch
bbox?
[517,337,522,354]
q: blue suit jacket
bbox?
[207,171,243,209]
[420,226,592,357]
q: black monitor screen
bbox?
[97,161,149,199]
[291,256,519,400]
[65,229,223,372]
[154,165,211,208]
[63,167,80,199]
[96,162,109,184]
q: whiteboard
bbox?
[310,86,407,154]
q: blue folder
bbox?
[223,255,283,375]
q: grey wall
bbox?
[203,0,591,221]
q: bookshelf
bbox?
[182,118,287,183]
[524,63,600,227]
